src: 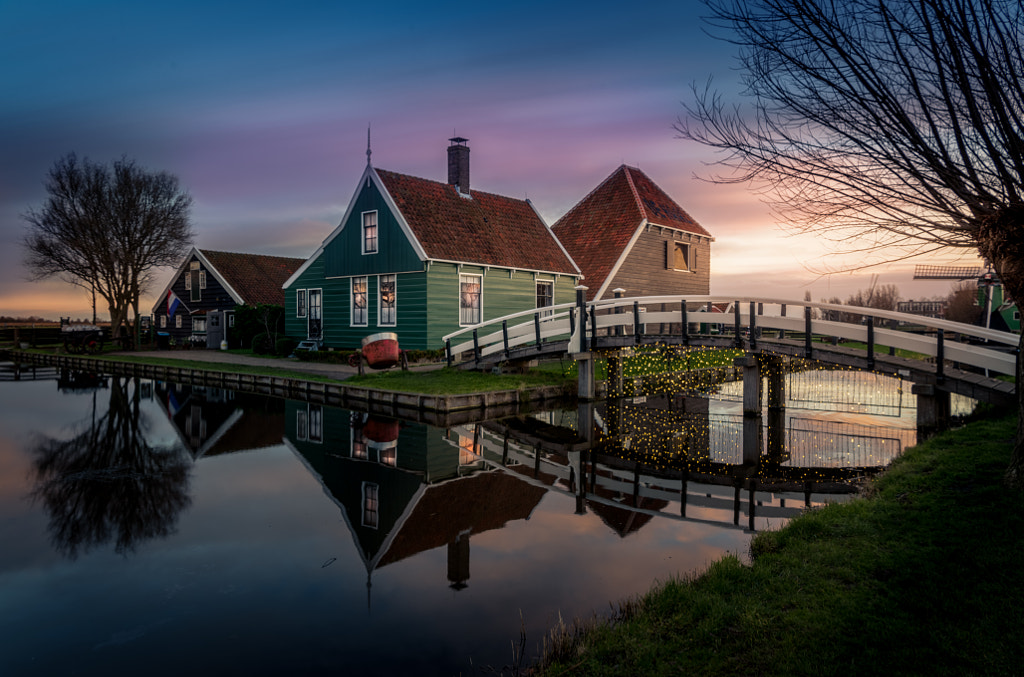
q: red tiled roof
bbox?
[552,166,711,298]
[201,250,305,306]
[375,169,578,275]
[378,471,546,568]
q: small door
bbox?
[308,289,323,339]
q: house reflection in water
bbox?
[283,401,547,593]
[154,382,287,459]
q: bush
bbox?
[275,337,298,356]
[251,333,272,355]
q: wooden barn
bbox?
[283,138,581,351]
[152,248,304,347]
[552,165,713,300]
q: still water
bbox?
[0,362,958,676]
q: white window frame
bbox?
[362,482,380,529]
[378,274,396,326]
[459,273,482,326]
[308,404,323,443]
[160,315,167,328]
[199,270,207,289]
[536,279,554,318]
[296,410,308,441]
[193,317,207,333]
[296,289,307,318]
[351,276,368,327]
[362,210,378,255]
[184,274,192,290]
[175,315,182,329]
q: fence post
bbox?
[733,302,742,349]
[681,303,689,346]
[749,301,757,351]
[473,329,480,362]
[502,320,510,358]
[936,328,945,382]
[804,306,813,358]
[867,319,875,369]
[575,285,588,353]
[446,338,452,367]
[589,305,597,348]
[780,304,787,340]
[614,288,625,338]
[534,313,542,351]
[633,301,642,343]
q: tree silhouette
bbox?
[678,0,1024,485]
[29,377,192,559]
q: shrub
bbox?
[275,337,298,356]
[251,333,272,355]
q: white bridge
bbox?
[443,294,1018,423]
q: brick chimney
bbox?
[447,137,470,194]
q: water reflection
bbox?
[28,375,192,559]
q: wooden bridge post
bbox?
[912,383,951,435]
[573,286,596,400]
[734,354,762,417]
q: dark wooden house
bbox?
[552,165,713,300]
[152,248,304,347]
[283,138,581,351]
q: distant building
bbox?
[152,248,304,347]
[896,300,947,319]
[978,272,1020,332]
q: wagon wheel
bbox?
[347,352,361,368]
[64,338,80,355]
[86,338,103,355]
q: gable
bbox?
[322,174,424,278]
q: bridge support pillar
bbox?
[912,383,950,436]
[734,355,762,417]
[575,352,597,400]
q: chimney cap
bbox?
[449,136,469,146]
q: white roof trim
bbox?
[528,198,582,276]
[283,166,429,290]
[595,218,647,301]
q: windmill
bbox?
[913,263,998,329]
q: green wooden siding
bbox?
[324,178,422,277]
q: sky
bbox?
[0,0,982,321]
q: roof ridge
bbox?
[376,167,530,206]
[621,166,647,221]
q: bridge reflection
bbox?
[279,392,903,592]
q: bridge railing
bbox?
[443,295,1019,378]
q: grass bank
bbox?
[533,414,1023,676]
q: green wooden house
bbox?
[282,138,581,351]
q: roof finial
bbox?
[366,124,372,166]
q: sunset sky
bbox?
[0,0,981,320]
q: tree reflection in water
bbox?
[29,376,192,559]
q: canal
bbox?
[0,361,970,676]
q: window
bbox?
[536,280,553,318]
[211,314,219,328]
[184,274,191,290]
[379,275,396,326]
[460,274,482,325]
[673,242,691,271]
[362,483,379,528]
[175,315,182,329]
[351,277,368,326]
[380,447,397,466]
[228,313,234,328]
[296,289,307,318]
[193,317,206,333]
[362,211,378,254]
[296,410,308,441]
[199,270,206,289]
[308,405,323,443]
[160,315,167,328]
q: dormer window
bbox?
[362,211,378,254]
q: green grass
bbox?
[534,414,1024,676]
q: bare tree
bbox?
[23,154,194,341]
[677,0,1024,486]
[945,280,984,325]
